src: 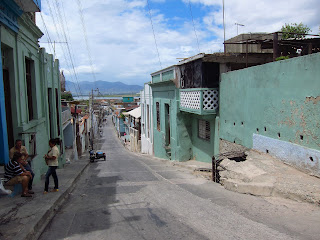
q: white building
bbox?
[140,83,153,155]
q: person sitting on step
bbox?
[4,152,33,197]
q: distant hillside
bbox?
[66,80,143,95]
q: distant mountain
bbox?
[66,80,143,95]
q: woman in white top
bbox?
[44,138,60,194]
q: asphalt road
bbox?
[39,116,320,240]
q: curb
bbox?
[25,160,90,240]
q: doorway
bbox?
[2,67,14,149]
[164,103,171,146]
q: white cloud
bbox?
[37,0,320,88]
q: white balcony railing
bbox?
[180,88,218,115]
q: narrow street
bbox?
[39,116,320,240]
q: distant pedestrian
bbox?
[44,138,60,194]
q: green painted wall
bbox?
[220,53,320,151]
[162,70,174,82]
[152,74,161,83]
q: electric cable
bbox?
[188,0,200,53]
[146,0,162,69]
[76,0,97,88]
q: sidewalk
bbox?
[168,150,320,205]
[0,152,89,240]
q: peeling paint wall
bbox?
[220,53,320,174]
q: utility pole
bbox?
[90,88,99,149]
[90,89,94,149]
[222,0,225,54]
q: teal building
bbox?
[149,53,272,163]
[150,59,219,163]
[122,97,134,103]
[0,0,64,181]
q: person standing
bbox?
[44,138,60,194]
[4,152,33,197]
[9,139,35,191]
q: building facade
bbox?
[0,0,65,181]
[140,83,153,155]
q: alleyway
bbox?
[39,116,320,240]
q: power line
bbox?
[38,11,54,54]
[53,0,82,96]
[53,0,84,96]
[188,0,200,53]
[76,0,97,86]
[146,0,162,69]
[38,1,83,98]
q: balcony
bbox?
[61,108,72,128]
[179,88,219,115]
[14,0,41,12]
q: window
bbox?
[48,88,53,139]
[147,104,150,138]
[156,102,160,131]
[198,119,210,141]
[55,88,61,136]
[25,58,34,121]
[141,103,144,122]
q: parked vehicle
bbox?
[89,150,106,162]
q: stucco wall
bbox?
[220,53,320,175]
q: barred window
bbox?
[156,102,160,131]
[198,119,210,141]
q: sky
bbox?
[36,0,320,93]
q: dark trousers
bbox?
[45,166,58,191]
[24,163,34,190]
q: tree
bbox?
[280,23,311,39]
[61,92,74,101]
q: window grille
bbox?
[156,102,160,131]
[198,119,210,141]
